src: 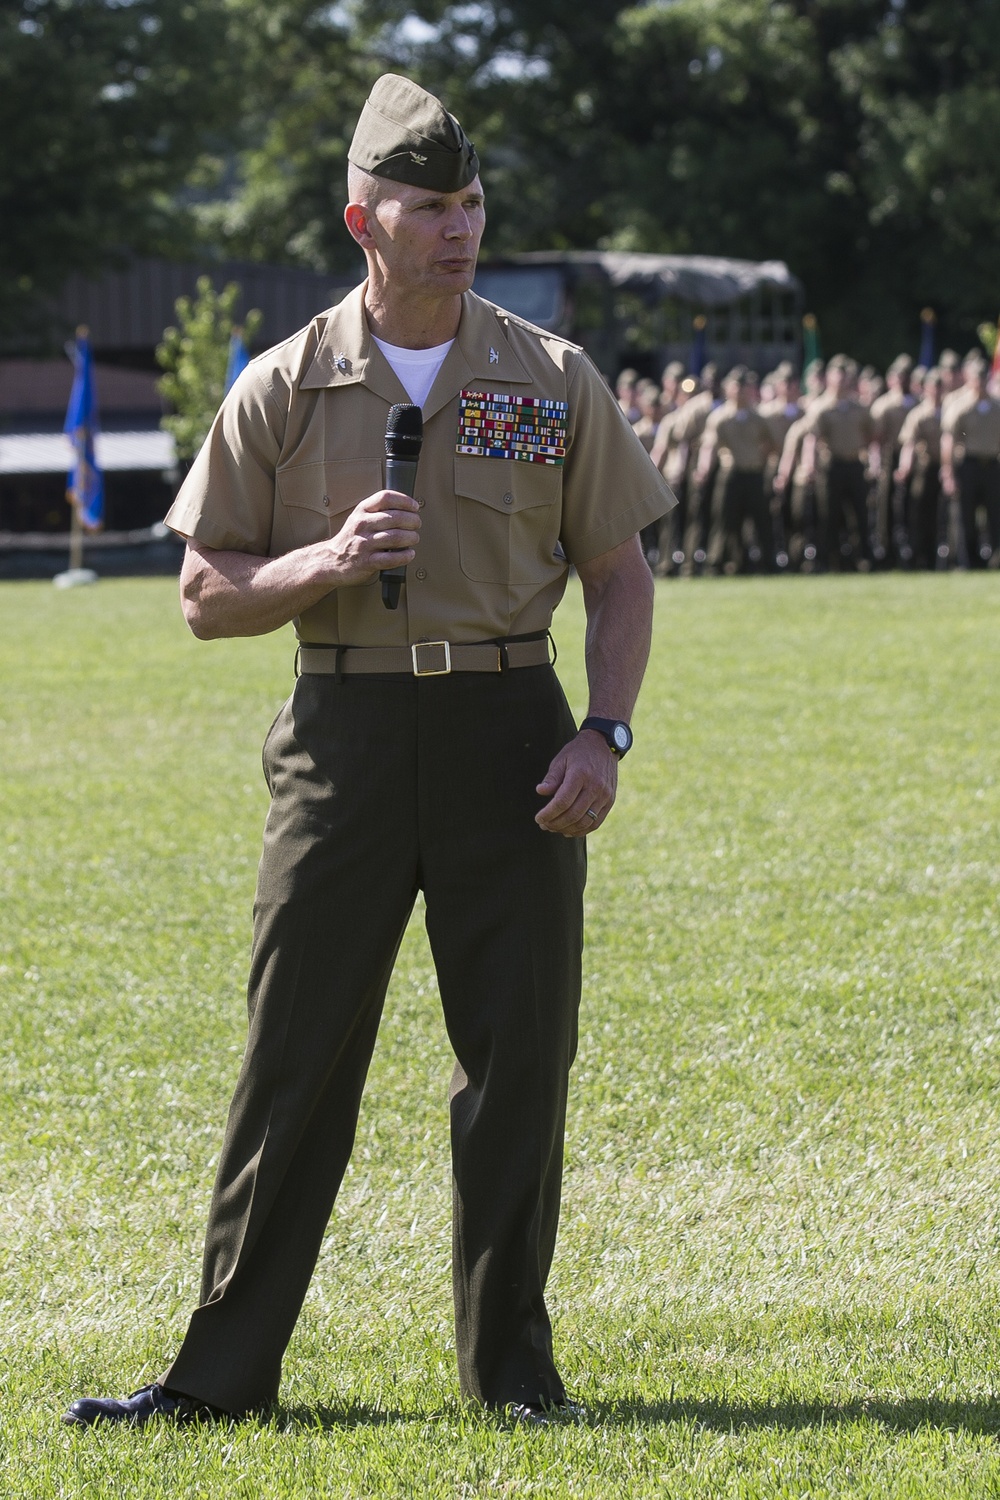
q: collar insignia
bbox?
[489,346,499,365]
[335,355,350,373]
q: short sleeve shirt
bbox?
[940,388,1000,458]
[870,390,917,451]
[758,398,804,453]
[704,402,776,471]
[669,390,716,448]
[898,402,942,464]
[166,286,675,645]
[803,395,874,461]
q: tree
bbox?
[7,0,1000,364]
[0,0,240,340]
[156,279,262,462]
[187,1,377,273]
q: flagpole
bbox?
[55,325,101,588]
[69,503,84,572]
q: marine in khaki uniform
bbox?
[659,358,685,411]
[632,379,662,453]
[896,368,946,569]
[940,353,1000,568]
[633,380,665,562]
[648,374,698,574]
[758,361,803,565]
[869,354,917,562]
[802,357,826,408]
[802,355,875,570]
[938,348,962,402]
[696,366,778,573]
[671,364,722,574]
[773,412,819,569]
[66,73,673,1430]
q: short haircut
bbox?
[347,163,395,211]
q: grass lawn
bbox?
[1,570,999,1497]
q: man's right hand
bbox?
[323,489,421,588]
[178,490,421,640]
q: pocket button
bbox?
[502,492,513,506]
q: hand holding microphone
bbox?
[381,402,424,610]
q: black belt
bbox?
[297,636,553,678]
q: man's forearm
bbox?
[178,489,423,638]
[179,542,343,639]
[578,536,654,723]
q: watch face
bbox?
[613,723,631,751]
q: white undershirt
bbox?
[371,335,454,410]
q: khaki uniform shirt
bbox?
[758,398,804,454]
[898,401,942,465]
[670,389,717,449]
[166,286,674,646]
[779,413,813,485]
[941,384,970,422]
[870,390,917,454]
[940,387,1000,459]
[703,402,776,472]
[650,401,688,487]
[631,415,658,454]
[803,395,874,462]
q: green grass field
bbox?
[1,571,999,1497]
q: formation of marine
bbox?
[616,348,1000,576]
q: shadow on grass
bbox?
[594,1395,1000,1438]
[268,1402,414,1430]
[269,1395,1000,1437]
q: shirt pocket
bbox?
[276,459,383,548]
[454,454,562,584]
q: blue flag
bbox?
[64,329,104,530]
[224,328,251,394]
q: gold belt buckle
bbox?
[411,640,452,676]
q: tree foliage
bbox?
[155,279,262,461]
[5,0,1000,362]
[204,0,1000,360]
[0,0,239,337]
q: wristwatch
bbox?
[580,716,633,758]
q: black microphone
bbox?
[381,402,424,610]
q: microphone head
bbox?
[385,402,424,459]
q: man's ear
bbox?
[344,202,374,249]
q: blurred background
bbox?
[2,0,999,564]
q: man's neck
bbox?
[363,286,464,350]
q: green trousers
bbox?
[161,664,586,1414]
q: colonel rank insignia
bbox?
[457,390,568,466]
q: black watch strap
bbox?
[580,716,633,758]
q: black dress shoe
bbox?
[507,1399,585,1426]
[63,1383,220,1427]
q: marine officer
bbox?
[648,374,699,575]
[801,355,875,570]
[940,352,1000,567]
[869,354,917,563]
[758,361,803,565]
[895,367,946,569]
[696,366,778,573]
[64,73,674,1428]
[672,363,721,574]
